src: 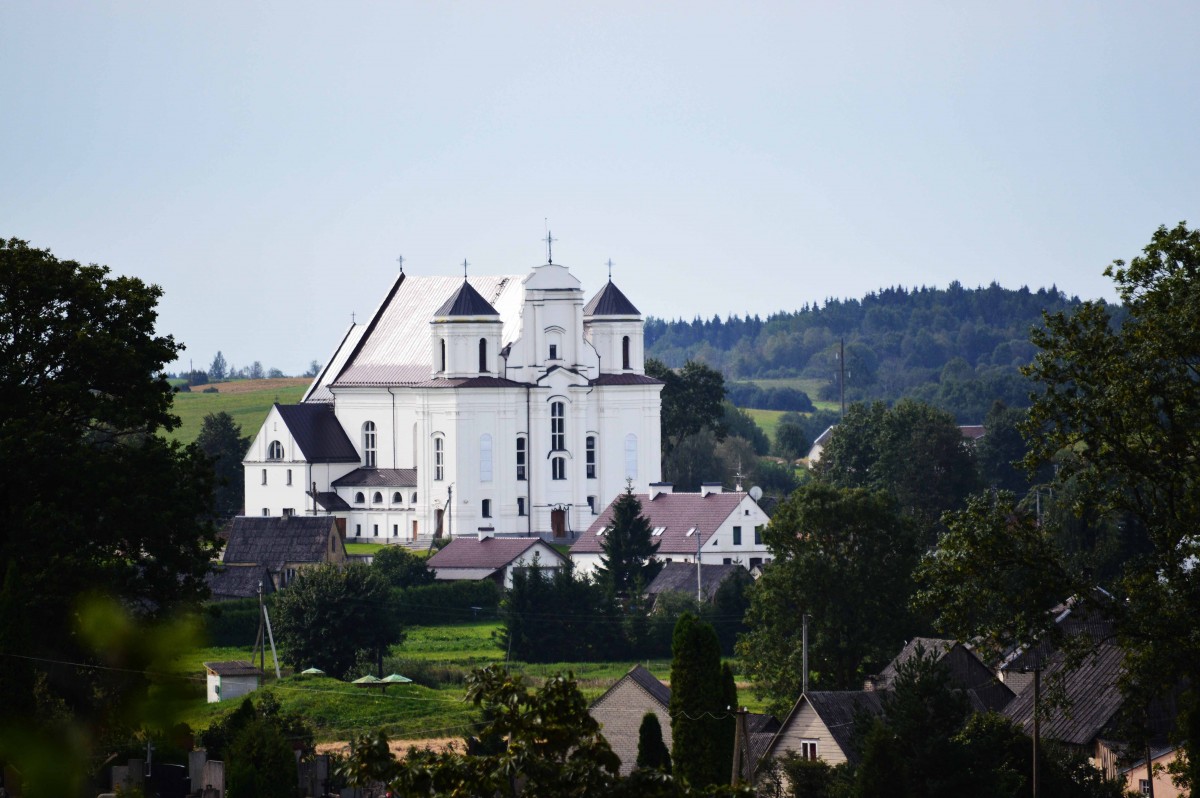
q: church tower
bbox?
[583,277,645,375]
[430,278,503,378]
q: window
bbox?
[373,491,383,504]
[549,343,558,360]
[267,440,284,460]
[355,524,362,537]
[516,436,527,481]
[1140,779,1151,795]
[552,456,566,480]
[733,526,742,545]
[587,496,596,514]
[363,421,377,467]
[282,508,294,517]
[286,469,292,486]
[799,741,819,761]
[551,402,565,450]
[754,525,762,545]
[411,492,418,504]
[373,524,379,537]
[749,557,763,568]
[261,508,269,516]
[482,499,492,518]
[517,497,526,516]
[723,558,732,565]
[439,338,446,372]
[393,491,402,503]
[479,338,488,373]
[480,434,493,482]
[586,436,596,478]
[434,437,444,481]
[261,469,267,485]
[622,335,630,370]
[624,434,638,479]
[355,492,365,504]
[392,524,398,536]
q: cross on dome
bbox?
[544,231,556,264]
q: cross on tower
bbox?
[544,231,556,264]
[606,258,614,281]
[462,258,469,278]
[396,254,404,274]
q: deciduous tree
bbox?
[208,350,228,381]
[647,359,726,455]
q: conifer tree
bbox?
[636,712,671,772]
[596,483,662,595]
[669,612,727,787]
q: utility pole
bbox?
[838,338,846,419]
[696,527,702,603]
[1031,664,1041,798]
[255,580,266,675]
[731,706,748,786]
[802,613,810,695]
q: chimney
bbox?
[477,527,495,541]
[700,482,723,497]
[649,482,673,500]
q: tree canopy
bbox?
[195,411,251,519]
[669,613,734,788]
[646,358,726,455]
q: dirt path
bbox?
[316,737,462,758]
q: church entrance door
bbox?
[551,508,566,539]
[411,520,418,540]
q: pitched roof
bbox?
[572,491,750,555]
[875,637,1013,713]
[332,468,418,488]
[959,425,986,440]
[645,562,743,602]
[762,692,885,768]
[877,637,956,683]
[222,516,339,572]
[626,664,672,707]
[205,564,276,600]
[590,373,663,387]
[274,403,360,462]
[205,660,263,677]
[311,491,351,511]
[428,536,567,571]
[583,280,641,316]
[1003,642,1125,746]
[435,279,502,317]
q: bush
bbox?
[202,386,219,393]
[394,579,501,626]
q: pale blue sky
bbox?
[3,2,1197,375]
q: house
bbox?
[644,561,747,605]
[212,515,347,595]
[1121,745,1182,797]
[243,257,663,545]
[866,637,1013,713]
[426,531,568,588]
[760,691,886,771]
[571,482,771,576]
[206,564,277,602]
[590,665,779,777]
[204,660,263,703]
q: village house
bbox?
[865,637,1013,713]
[206,515,346,599]
[644,561,747,606]
[242,257,663,545]
[426,531,568,588]
[571,482,771,575]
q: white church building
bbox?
[243,257,663,543]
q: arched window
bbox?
[434,436,444,481]
[392,491,403,503]
[625,433,638,480]
[586,436,597,479]
[363,421,377,468]
[516,436,527,481]
[480,434,493,482]
[267,440,284,460]
[622,336,631,370]
[355,492,365,504]
[411,492,418,504]
[552,456,566,480]
[482,499,492,518]
[373,491,383,504]
[440,338,447,372]
[551,402,565,451]
[479,338,488,373]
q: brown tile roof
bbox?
[332,468,418,488]
[428,536,567,571]
[572,491,748,555]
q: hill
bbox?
[646,282,1120,422]
[168,378,310,444]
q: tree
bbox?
[499,559,625,663]
[0,239,218,759]
[272,563,404,679]
[195,411,251,519]
[372,545,435,588]
[974,401,1036,494]
[304,359,322,377]
[225,717,299,798]
[208,350,228,381]
[647,359,726,455]
[669,613,732,787]
[596,484,662,595]
[637,712,671,773]
[774,421,811,462]
[738,483,921,710]
[267,367,285,379]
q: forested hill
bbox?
[645,282,1110,423]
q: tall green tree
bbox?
[499,559,625,663]
[669,613,732,787]
[272,563,404,679]
[372,545,435,588]
[225,717,298,798]
[646,359,727,455]
[596,485,662,595]
[208,350,228,381]
[0,239,218,768]
[974,401,1036,494]
[738,483,921,710]
[637,712,672,773]
[195,411,251,519]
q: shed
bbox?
[204,660,263,703]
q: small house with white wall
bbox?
[427,531,568,588]
[204,660,263,703]
[571,483,772,576]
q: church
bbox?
[242,254,663,543]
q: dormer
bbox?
[430,279,503,378]
[583,279,645,374]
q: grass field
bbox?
[744,409,786,442]
[167,378,309,444]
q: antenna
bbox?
[749,486,763,502]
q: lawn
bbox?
[166,378,309,444]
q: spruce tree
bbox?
[596,483,662,595]
[669,612,726,787]
[636,712,671,772]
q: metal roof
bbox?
[590,373,663,387]
[583,280,641,316]
[434,279,501,317]
[572,491,751,555]
[332,468,418,488]
[205,660,263,677]
[275,404,360,462]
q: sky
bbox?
[3,2,1198,376]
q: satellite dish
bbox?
[749,486,763,502]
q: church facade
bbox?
[243,259,663,543]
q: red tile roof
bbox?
[571,491,748,555]
[428,536,567,570]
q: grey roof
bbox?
[764,691,885,768]
[205,564,276,600]
[435,279,502,317]
[645,562,743,602]
[275,403,360,462]
[1003,643,1125,746]
[876,637,1013,713]
[205,660,263,677]
[332,468,418,488]
[583,280,641,316]
[627,664,672,707]
[222,516,340,573]
[311,491,351,511]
